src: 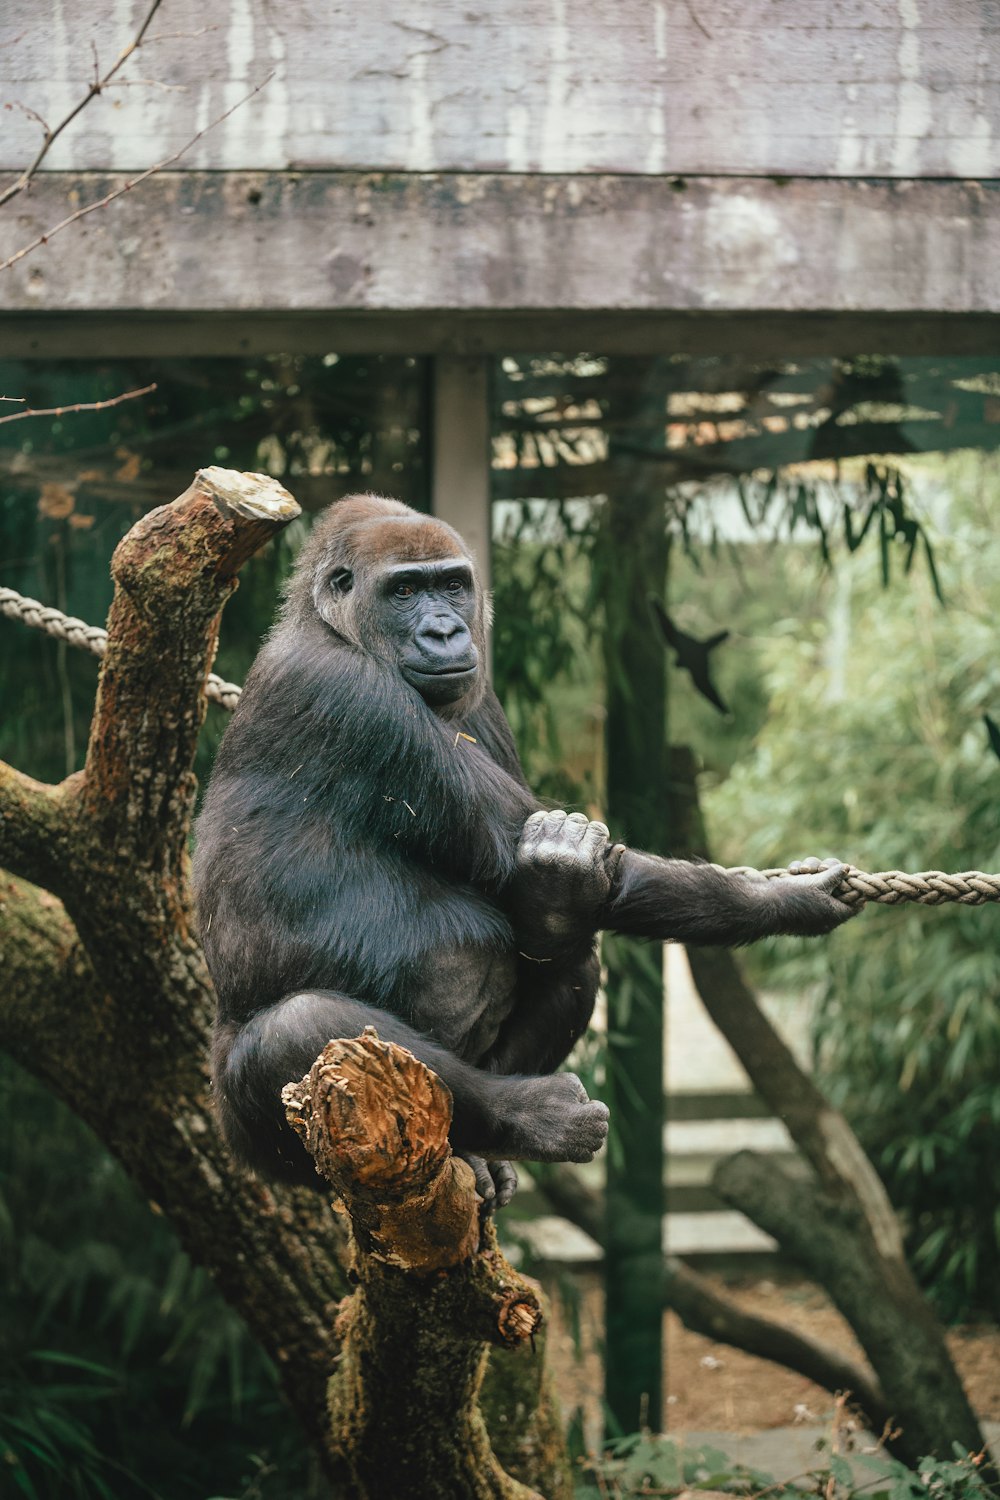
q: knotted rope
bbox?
[3,583,999,908]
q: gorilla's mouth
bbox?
[401,660,478,701]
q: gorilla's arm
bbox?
[483,951,601,1078]
[502,809,852,959]
[602,848,852,943]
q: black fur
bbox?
[194,495,852,1200]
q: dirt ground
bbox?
[543,1269,1000,1438]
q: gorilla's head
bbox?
[285,494,488,709]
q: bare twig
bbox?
[0,383,157,427]
[0,74,274,274]
[683,0,713,40]
[0,0,165,210]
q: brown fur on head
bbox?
[282,493,489,712]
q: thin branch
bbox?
[6,99,51,135]
[683,0,713,40]
[664,1258,891,1432]
[0,760,79,894]
[0,0,165,210]
[0,382,157,427]
[0,74,274,274]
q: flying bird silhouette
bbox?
[984,713,1000,763]
[650,598,731,716]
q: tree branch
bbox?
[0,382,156,426]
[284,1029,561,1500]
[528,1161,890,1434]
[0,870,348,1468]
[0,0,165,210]
[0,76,274,274]
[666,747,993,1474]
[0,761,79,892]
[80,465,297,873]
[667,747,902,1232]
[664,1247,891,1433]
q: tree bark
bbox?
[0,469,572,1497]
[282,1028,571,1500]
[666,745,994,1477]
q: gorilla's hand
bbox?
[457,1153,519,1214]
[768,857,855,935]
[509,809,623,957]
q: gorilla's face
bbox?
[309,499,486,710]
[377,558,480,705]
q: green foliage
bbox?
[0,1057,327,1500]
[491,501,600,802]
[0,352,429,784]
[707,453,1000,1317]
[575,1430,994,1499]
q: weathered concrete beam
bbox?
[2,0,998,180]
[1,173,998,336]
[2,310,997,360]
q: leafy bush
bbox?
[0,1056,326,1500]
[707,454,1000,1318]
[576,1430,994,1500]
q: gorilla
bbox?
[194,494,851,1210]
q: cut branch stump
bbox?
[283,1028,568,1500]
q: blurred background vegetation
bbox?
[2,352,999,1495]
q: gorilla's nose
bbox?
[419,614,466,644]
[416,614,474,665]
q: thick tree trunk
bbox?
[0,469,571,1498]
[666,746,994,1477]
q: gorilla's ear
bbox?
[313,563,358,637]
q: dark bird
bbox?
[984,714,1000,763]
[650,598,731,716]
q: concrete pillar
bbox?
[431,355,492,593]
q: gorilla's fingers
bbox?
[810,861,847,895]
[490,1160,518,1209]
[582,819,610,855]
[458,1151,497,1209]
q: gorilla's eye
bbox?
[393,582,415,599]
[330,568,353,594]
[445,578,464,594]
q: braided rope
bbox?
[0,585,243,713]
[4,584,1000,908]
[722,864,1000,908]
